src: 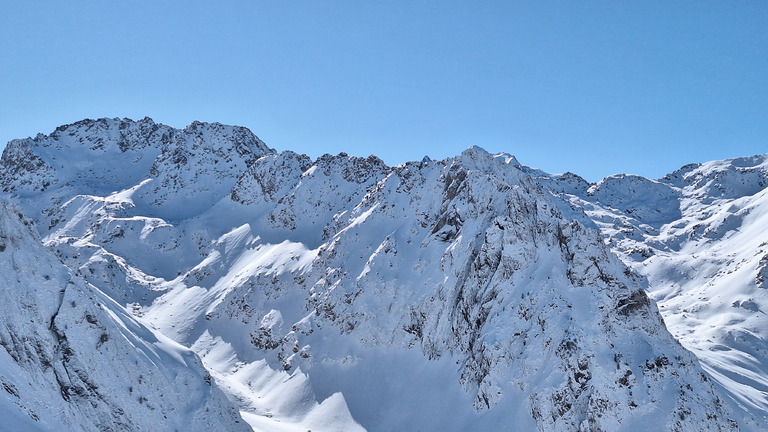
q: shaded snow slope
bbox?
[0,118,745,431]
[538,154,768,428]
[0,202,249,431]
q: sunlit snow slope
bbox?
[0,117,760,431]
[0,202,249,431]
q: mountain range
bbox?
[1,117,766,431]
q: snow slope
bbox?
[0,117,757,431]
[0,202,249,431]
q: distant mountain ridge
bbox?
[1,117,765,431]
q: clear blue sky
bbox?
[1,1,766,182]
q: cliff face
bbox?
[1,117,758,431]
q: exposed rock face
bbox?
[1,117,759,431]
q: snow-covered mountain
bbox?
[1,117,764,431]
[536,155,768,427]
[0,201,249,431]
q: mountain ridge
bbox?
[2,117,766,431]
[537,153,768,424]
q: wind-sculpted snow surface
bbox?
[0,117,752,431]
[0,203,249,432]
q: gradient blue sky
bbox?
[1,1,766,181]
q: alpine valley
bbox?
[1,117,766,431]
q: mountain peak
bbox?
[1,118,275,218]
